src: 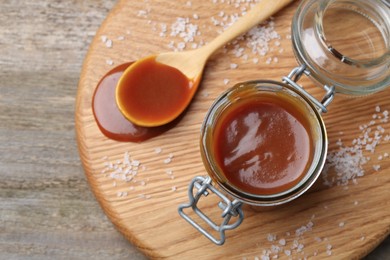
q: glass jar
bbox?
[178,0,390,245]
[292,0,390,95]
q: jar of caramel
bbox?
[178,0,390,245]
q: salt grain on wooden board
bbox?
[322,106,389,186]
[100,152,152,198]
[252,216,335,259]
[105,39,113,48]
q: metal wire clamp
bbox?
[178,176,244,245]
[282,64,335,113]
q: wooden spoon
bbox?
[116,0,293,127]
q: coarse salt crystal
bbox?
[164,158,172,164]
[373,165,381,171]
[230,63,238,69]
[224,79,230,85]
[279,239,286,246]
[105,39,113,48]
[154,147,162,154]
[375,105,381,112]
[137,10,148,17]
[339,222,345,227]
[132,160,140,167]
[267,233,276,242]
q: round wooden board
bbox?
[76,0,390,258]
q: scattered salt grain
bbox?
[267,233,276,242]
[106,59,114,65]
[278,239,286,246]
[224,79,230,85]
[295,221,313,236]
[137,10,148,17]
[230,63,238,69]
[373,164,381,171]
[339,222,345,227]
[164,158,172,164]
[132,160,140,167]
[375,105,381,113]
[171,186,177,192]
[154,147,162,154]
[105,39,113,48]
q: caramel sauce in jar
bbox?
[200,81,327,205]
[213,92,313,195]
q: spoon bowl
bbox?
[116,0,293,127]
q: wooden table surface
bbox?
[0,0,388,259]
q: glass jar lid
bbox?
[292,0,390,95]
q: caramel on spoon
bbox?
[116,0,293,127]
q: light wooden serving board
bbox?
[76,0,390,258]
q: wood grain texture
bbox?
[76,0,390,259]
[0,0,388,259]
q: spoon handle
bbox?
[202,0,294,56]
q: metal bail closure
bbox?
[178,176,244,245]
[282,65,335,113]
